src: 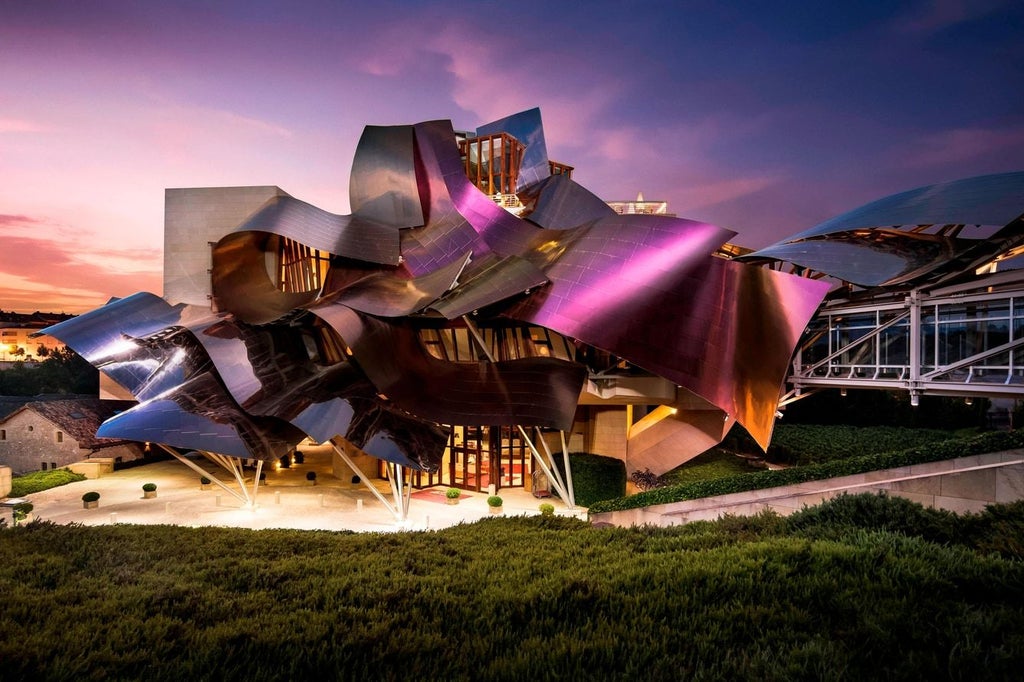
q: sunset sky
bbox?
[2,0,1022,313]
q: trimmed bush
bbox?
[539,503,555,517]
[487,495,503,508]
[293,451,305,465]
[81,492,100,503]
[10,469,86,497]
[200,476,211,485]
[306,471,317,483]
[445,488,461,500]
[279,455,291,469]
[589,429,1024,514]
[142,483,157,492]
[554,452,626,507]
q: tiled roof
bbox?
[1,396,138,449]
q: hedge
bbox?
[589,430,1024,514]
[554,452,626,507]
[0,505,1021,679]
[9,469,87,497]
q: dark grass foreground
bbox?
[1,495,1022,681]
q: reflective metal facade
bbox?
[743,172,1024,287]
[44,109,828,472]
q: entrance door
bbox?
[493,426,528,489]
[449,425,485,491]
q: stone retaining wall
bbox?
[590,449,1024,527]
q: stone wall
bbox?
[0,409,85,475]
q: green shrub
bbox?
[767,424,953,465]
[555,452,626,507]
[445,488,461,500]
[142,483,157,492]
[590,429,1024,514]
[786,492,960,544]
[293,451,305,465]
[487,495,503,508]
[539,503,555,516]
[306,471,317,482]
[0,511,1020,679]
[81,492,100,503]
[10,469,86,497]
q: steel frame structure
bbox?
[789,270,1024,402]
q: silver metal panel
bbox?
[517,174,617,229]
[349,124,424,228]
[429,255,549,319]
[745,172,1024,286]
[309,302,586,430]
[237,195,401,265]
[476,107,550,192]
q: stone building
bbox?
[0,396,143,475]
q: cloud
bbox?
[0,118,50,133]
[0,226,161,314]
[0,214,42,227]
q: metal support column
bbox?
[461,315,578,507]
[156,443,252,506]
[329,438,404,522]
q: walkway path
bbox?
[20,450,581,533]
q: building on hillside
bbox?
[0,396,144,475]
[607,192,674,217]
[0,310,71,364]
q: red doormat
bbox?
[410,488,471,503]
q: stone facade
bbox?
[0,398,144,475]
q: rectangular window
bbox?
[56,431,63,443]
[41,462,47,471]
[0,429,5,441]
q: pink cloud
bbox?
[891,0,1010,34]
[0,231,161,314]
[0,118,50,133]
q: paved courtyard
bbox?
[19,446,582,533]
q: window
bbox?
[41,462,47,471]
[56,431,63,443]
[0,429,5,441]
[27,425,33,432]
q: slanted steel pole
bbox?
[329,438,403,522]
[156,444,250,506]
[461,315,577,506]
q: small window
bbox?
[0,429,5,441]
[51,462,57,470]
[41,462,47,471]
[56,431,63,443]
[27,425,33,432]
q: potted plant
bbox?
[539,502,555,517]
[445,488,461,505]
[293,450,305,465]
[13,502,33,525]
[142,482,157,499]
[487,495,503,515]
[306,471,317,486]
[279,454,291,469]
[82,491,100,509]
[200,476,211,490]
